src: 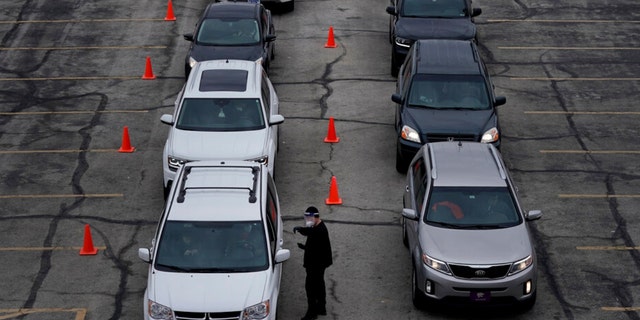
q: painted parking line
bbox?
[558,194,640,198]
[0,110,149,115]
[601,307,640,311]
[0,149,121,154]
[0,194,123,199]
[0,246,107,251]
[0,76,141,81]
[0,308,86,320]
[540,150,640,154]
[0,18,167,24]
[0,45,167,51]
[525,111,640,115]
[499,46,640,50]
[576,246,640,250]
[511,77,640,81]
[487,19,640,23]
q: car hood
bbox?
[422,224,533,264]
[404,108,494,137]
[168,129,267,160]
[189,44,264,63]
[149,270,268,312]
[396,17,476,40]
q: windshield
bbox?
[407,75,491,110]
[176,98,265,131]
[197,18,260,45]
[155,220,269,272]
[424,187,522,228]
[401,0,468,18]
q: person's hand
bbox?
[297,243,305,250]
[293,226,302,234]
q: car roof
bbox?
[414,39,482,75]
[205,1,260,19]
[166,160,266,222]
[183,59,262,99]
[427,141,508,187]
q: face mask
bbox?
[304,215,314,227]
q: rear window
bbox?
[200,70,248,92]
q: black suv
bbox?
[386,0,481,76]
[183,1,276,79]
[392,39,506,173]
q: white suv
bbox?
[161,59,284,197]
[139,160,290,320]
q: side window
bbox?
[400,52,413,97]
[411,157,427,215]
[265,183,278,255]
[261,71,271,116]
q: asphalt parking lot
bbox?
[0,0,639,319]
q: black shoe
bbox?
[317,309,327,316]
[301,312,317,320]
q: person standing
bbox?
[293,206,333,320]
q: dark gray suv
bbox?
[402,141,542,310]
[392,39,506,173]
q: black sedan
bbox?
[386,0,481,76]
[184,1,276,79]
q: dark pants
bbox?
[305,266,327,315]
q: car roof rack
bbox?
[176,164,260,204]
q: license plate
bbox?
[470,291,491,302]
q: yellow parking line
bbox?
[0,76,141,81]
[487,19,640,23]
[577,246,640,250]
[0,45,167,51]
[540,150,640,154]
[559,194,640,198]
[0,110,148,115]
[0,18,167,24]
[0,308,86,320]
[499,46,640,50]
[0,194,123,199]
[511,77,640,81]
[525,111,640,115]
[0,246,107,251]
[0,149,119,154]
[602,307,640,311]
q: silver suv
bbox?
[401,141,542,310]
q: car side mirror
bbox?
[386,6,397,15]
[391,93,404,104]
[402,208,419,221]
[183,33,194,42]
[138,248,151,263]
[472,8,482,17]
[526,210,543,221]
[160,114,174,125]
[269,114,285,125]
[266,34,276,42]
[494,96,506,107]
[275,248,291,263]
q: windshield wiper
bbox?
[156,263,194,272]
[408,103,439,109]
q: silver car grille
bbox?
[174,311,242,320]
[449,263,511,279]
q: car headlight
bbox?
[509,255,533,275]
[247,155,268,166]
[242,300,270,320]
[188,56,198,68]
[400,125,421,143]
[394,36,413,48]
[481,127,499,143]
[167,156,188,171]
[422,253,451,275]
[148,300,174,320]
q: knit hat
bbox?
[304,206,319,217]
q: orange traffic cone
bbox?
[165,0,176,21]
[118,126,135,153]
[324,117,340,143]
[142,56,156,80]
[325,176,343,205]
[324,26,337,48]
[80,224,98,255]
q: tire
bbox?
[163,180,172,200]
[402,216,409,248]
[396,148,408,174]
[391,48,400,77]
[281,0,294,13]
[411,266,426,309]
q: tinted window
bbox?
[200,70,247,92]
[197,18,260,45]
[402,0,467,18]
[411,157,427,215]
[425,187,522,227]
[407,74,490,110]
[176,98,265,131]
[155,221,268,272]
[261,71,271,116]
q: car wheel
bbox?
[402,216,409,248]
[391,48,400,77]
[281,0,294,13]
[163,180,173,200]
[411,265,426,309]
[396,147,408,174]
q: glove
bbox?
[297,242,306,250]
[293,226,302,234]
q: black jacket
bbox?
[298,221,333,269]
